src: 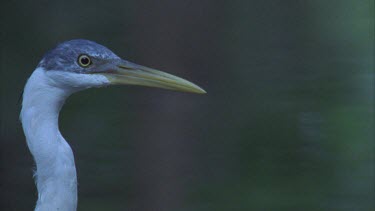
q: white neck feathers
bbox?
[21,68,78,211]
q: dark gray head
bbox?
[38,39,120,73]
[34,39,205,94]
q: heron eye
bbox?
[77,54,91,67]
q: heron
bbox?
[20,39,205,211]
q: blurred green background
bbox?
[1,0,374,210]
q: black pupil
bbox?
[80,57,89,65]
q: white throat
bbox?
[20,67,109,211]
[21,68,78,211]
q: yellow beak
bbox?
[98,60,206,94]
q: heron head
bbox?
[38,39,206,94]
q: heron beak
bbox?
[98,60,206,94]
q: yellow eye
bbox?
[77,54,91,67]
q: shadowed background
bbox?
[1,0,374,210]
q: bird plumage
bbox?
[38,39,119,73]
[21,39,205,211]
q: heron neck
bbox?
[21,68,77,211]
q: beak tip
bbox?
[191,85,206,94]
[198,89,207,94]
